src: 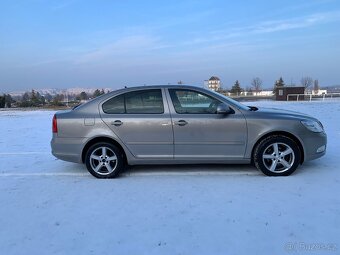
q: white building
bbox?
[207,76,221,91]
[224,90,274,97]
[252,90,274,96]
[308,89,327,95]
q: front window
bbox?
[169,89,221,114]
[102,89,164,114]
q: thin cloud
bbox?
[74,35,168,64]
[31,11,340,68]
[180,11,340,46]
[253,11,340,33]
[51,0,77,10]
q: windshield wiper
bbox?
[248,106,258,111]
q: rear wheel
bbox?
[85,142,124,178]
[254,135,301,176]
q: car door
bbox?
[100,88,173,159]
[167,88,247,160]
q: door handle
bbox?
[174,120,188,126]
[111,120,123,126]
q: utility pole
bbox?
[66,90,69,107]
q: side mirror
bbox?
[216,103,233,114]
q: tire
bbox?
[253,135,301,176]
[85,142,125,178]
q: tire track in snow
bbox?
[0,152,50,155]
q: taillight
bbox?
[52,114,58,133]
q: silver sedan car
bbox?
[51,85,327,178]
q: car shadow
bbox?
[61,161,321,178]
[123,164,260,177]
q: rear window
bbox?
[102,94,125,114]
[102,89,164,114]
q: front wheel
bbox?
[254,135,301,176]
[85,142,124,178]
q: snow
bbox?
[0,101,339,255]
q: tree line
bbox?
[1,78,322,108]
[0,94,13,108]
[0,89,109,108]
[219,76,320,95]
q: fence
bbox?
[286,93,340,102]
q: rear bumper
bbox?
[51,136,84,163]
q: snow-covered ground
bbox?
[0,101,339,255]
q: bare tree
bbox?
[313,79,320,94]
[251,77,262,95]
[300,76,313,90]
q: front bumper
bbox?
[300,131,327,161]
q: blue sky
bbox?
[1,0,340,92]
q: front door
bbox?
[100,89,173,159]
[167,88,247,160]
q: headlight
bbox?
[301,120,324,133]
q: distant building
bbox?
[306,89,327,95]
[276,86,305,101]
[252,90,274,96]
[224,90,274,97]
[207,76,221,91]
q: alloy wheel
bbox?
[262,142,295,173]
[89,146,118,175]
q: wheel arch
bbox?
[251,131,304,164]
[81,136,127,164]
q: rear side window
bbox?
[125,90,163,114]
[102,94,125,114]
[102,89,164,114]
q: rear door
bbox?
[167,88,247,160]
[100,89,173,159]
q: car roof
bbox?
[102,84,208,98]
[113,84,204,91]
